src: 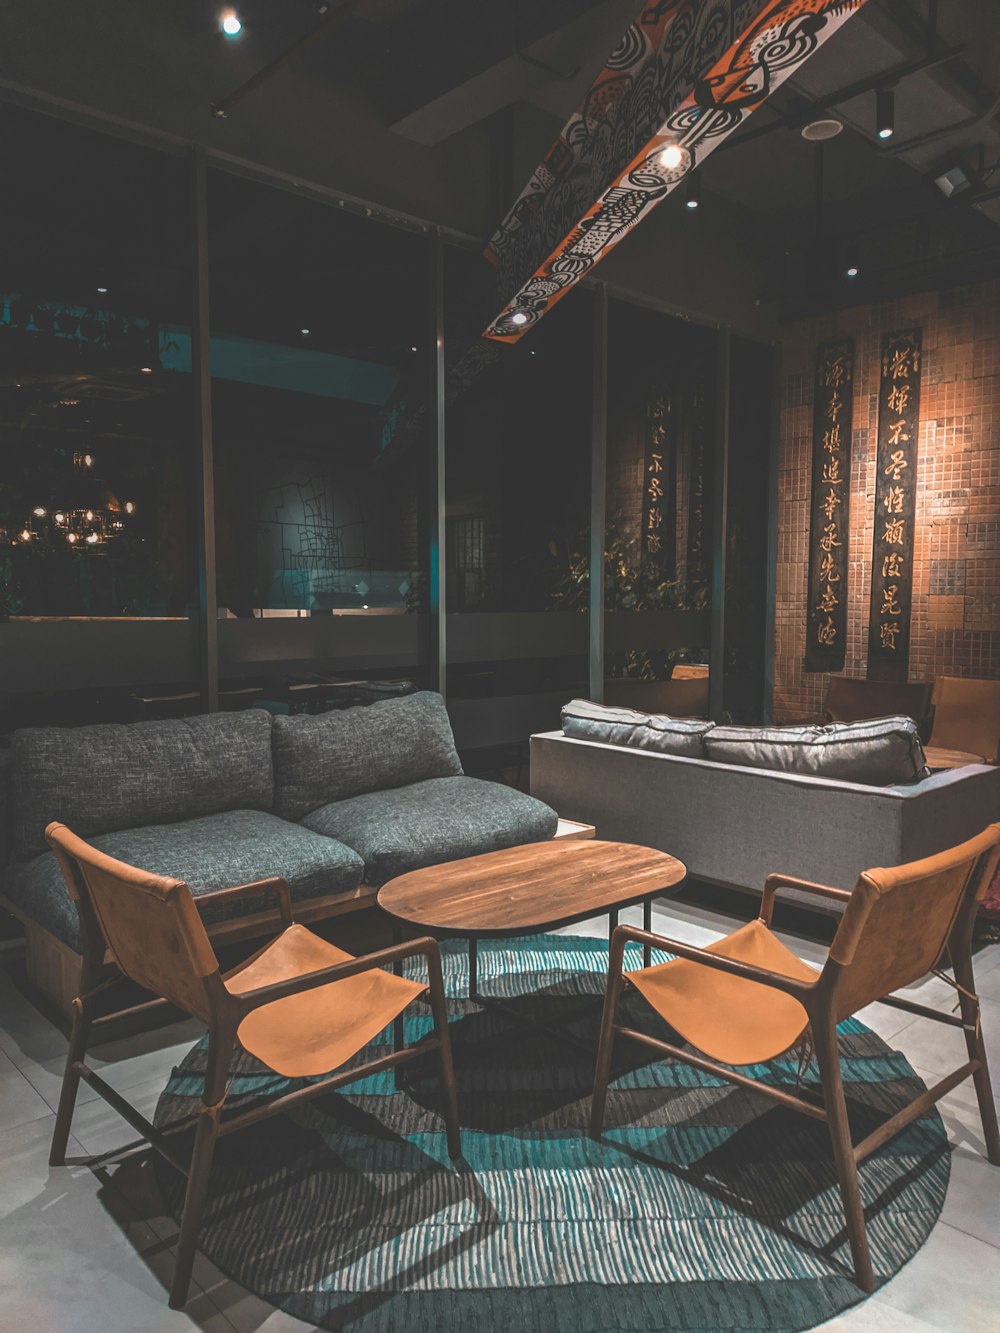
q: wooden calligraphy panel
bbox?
[805,338,854,672]
[867,329,922,682]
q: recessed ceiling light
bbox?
[300,327,310,336]
[220,10,242,37]
[511,311,528,326]
[410,345,417,352]
[96,286,108,294]
[139,366,153,374]
[801,118,843,142]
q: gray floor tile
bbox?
[0,1057,56,1132]
[873,1222,1000,1329]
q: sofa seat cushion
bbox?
[4,809,364,952]
[561,698,713,757]
[12,710,274,858]
[272,691,463,822]
[301,776,559,885]
[703,715,929,785]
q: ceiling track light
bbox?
[684,172,701,209]
[876,86,894,140]
[843,239,860,279]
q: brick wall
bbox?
[774,279,1000,722]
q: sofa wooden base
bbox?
[0,886,379,1021]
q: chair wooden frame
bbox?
[46,831,461,1310]
[590,842,1000,1294]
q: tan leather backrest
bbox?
[46,822,220,1021]
[828,823,1000,1019]
[825,676,933,725]
[930,676,1000,762]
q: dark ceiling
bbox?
[2,1,1000,317]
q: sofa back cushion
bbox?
[272,690,463,821]
[561,699,713,758]
[703,715,929,785]
[12,710,274,858]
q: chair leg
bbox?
[951,941,1000,1166]
[50,996,93,1167]
[813,1016,874,1293]
[169,1108,221,1309]
[426,950,462,1161]
[589,930,626,1139]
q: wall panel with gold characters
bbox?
[867,330,922,683]
[482,0,871,343]
[805,338,854,673]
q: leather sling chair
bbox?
[590,824,1000,1294]
[45,821,461,1310]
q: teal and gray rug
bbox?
[153,934,949,1331]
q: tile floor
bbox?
[0,897,997,1332]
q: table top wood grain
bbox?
[924,745,987,770]
[377,839,686,937]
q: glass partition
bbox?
[0,105,197,729]
[604,299,715,717]
[444,245,592,757]
[207,170,432,710]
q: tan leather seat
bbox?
[930,676,1000,764]
[227,924,426,1078]
[627,919,818,1066]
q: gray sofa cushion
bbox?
[561,698,713,758]
[272,690,463,821]
[301,775,559,885]
[11,710,274,858]
[703,715,929,785]
[4,808,363,951]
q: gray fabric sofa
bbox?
[530,728,1000,912]
[0,693,558,984]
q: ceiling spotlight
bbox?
[843,240,860,279]
[511,310,529,326]
[410,345,417,352]
[876,87,894,140]
[934,165,971,198]
[658,141,689,172]
[96,286,108,294]
[139,366,153,374]
[300,327,310,336]
[220,9,243,37]
[684,172,701,209]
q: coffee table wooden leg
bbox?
[608,909,618,949]
[469,936,479,1003]
[643,899,652,968]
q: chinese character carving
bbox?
[880,621,901,650]
[883,517,905,545]
[881,584,902,615]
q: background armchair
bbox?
[929,676,1000,764]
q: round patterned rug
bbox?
[153,934,949,1331]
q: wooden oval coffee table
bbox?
[378,840,686,1020]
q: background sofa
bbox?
[0,691,557,1014]
[530,725,1000,913]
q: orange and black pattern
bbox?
[483,0,870,343]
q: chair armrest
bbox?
[759,874,852,925]
[611,924,817,1001]
[195,876,294,928]
[232,935,440,1013]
